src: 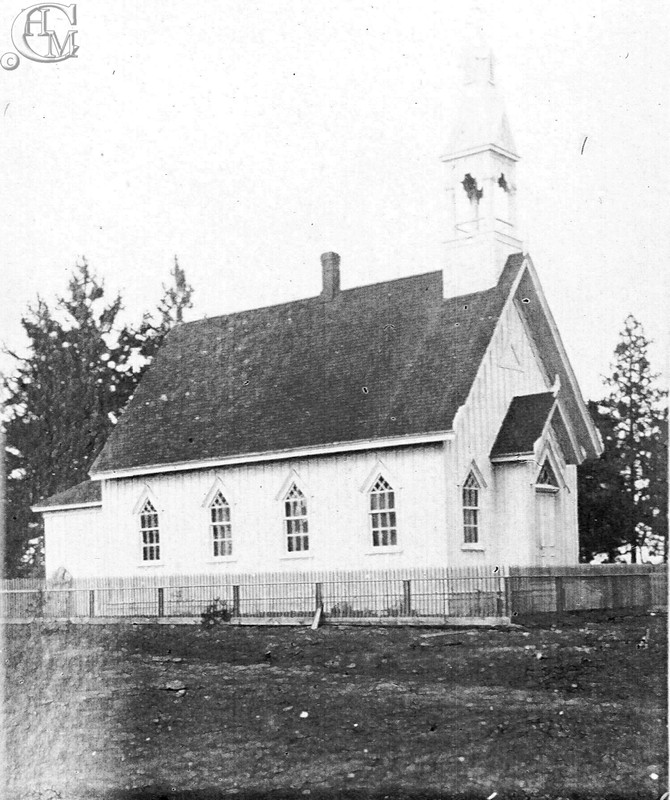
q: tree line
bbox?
[1,258,192,576]
[0,263,667,575]
[578,315,667,563]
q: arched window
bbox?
[462,472,480,544]
[369,476,397,547]
[284,484,309,553]
[210,491,232,557]
[139,499,160,561]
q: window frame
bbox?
[209,491,233,559]
[462,471,481,547]
[283,483,310,555]
[139,498,161,563]
[368,475,398,549]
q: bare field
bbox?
[2,613,666,800]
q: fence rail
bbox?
[0,564,666,622]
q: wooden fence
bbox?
[0,564,665,622]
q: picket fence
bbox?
[0,563,665,623]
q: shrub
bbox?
[200,597,232,627]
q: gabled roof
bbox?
[490,393,555,459]
[91,254,525,476]
[513,260,603,461]
[32,480,101,511]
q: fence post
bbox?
[645,572,653,611]
[402,579,411,616]
[232,585,240,617]
[496,576,505,617]
[555,576,565,615]
[157,587,164,618]
[504,576,513,618]
[610,574,619,609]
[315,582,323,611]
[88,589,95,618]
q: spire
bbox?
[444,8,518,159]
[440,9,523,298]
[463,5,495,86]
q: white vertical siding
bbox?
[447,297,579,566]
[89,444,446,578]
[43,507,103,579]
[44,293,583,576]
[492,461,536,565]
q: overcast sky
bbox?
[0,0,667,402]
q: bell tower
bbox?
[442,23,523,298]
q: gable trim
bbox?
[132,485,160,516]
[90,429,455,481]
[359,459,402,494]
[548,397,581,465]
[275,469,310,502]
[534,443,568,492]
[458,459,488,489]
[201,477,234,509]
[520,256,603,459]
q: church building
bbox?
[34,43,602,579]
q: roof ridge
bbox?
[176,269,445,331]
[168,256,525,332]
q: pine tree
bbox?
[3,261,125,574]
[131,255,194,365]
[2,257,195,576]
[578,316,667,562]
[578,402,636,562]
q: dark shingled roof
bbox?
[35,480,101,509]
[490,392,556,459]
[92,254,525,474]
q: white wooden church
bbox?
[35,43,602,579]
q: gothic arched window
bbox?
[284,484,309,552]
[210,491,233,557]
[139,499,160,562]
[369,476,397,547]
[462,472,480,544]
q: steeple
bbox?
[441,11,523,298]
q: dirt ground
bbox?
[2,612,667,800]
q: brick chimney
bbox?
[320,252,340,301]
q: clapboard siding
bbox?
[91,445,446,578]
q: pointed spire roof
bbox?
[443,11,518,160]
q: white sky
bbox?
[0,0,668,402]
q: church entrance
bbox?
[534,458,561,565]
[536,490,558,565]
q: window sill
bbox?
[206,558,238,564]
[535,484,559,494]
[365,547,403,555]
[279,553,314,560]
[461,544,485,552]
[137,562,165,568]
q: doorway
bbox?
[536,489,558,565]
